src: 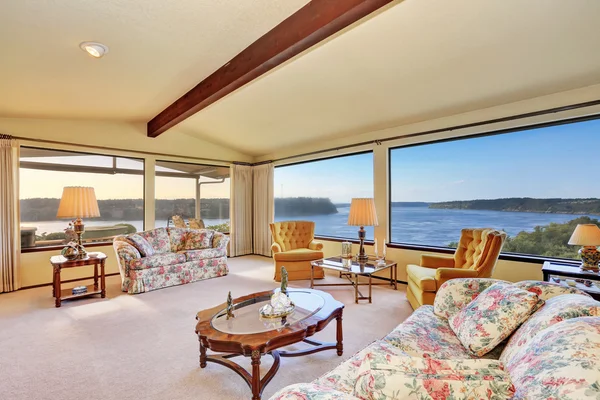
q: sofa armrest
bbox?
[212,232,230,249]
[308,240,323,251]
[270,383,360,400]
[112,238,141,282]
[420,254,455,269]
[433,277,507,320]
[272,242,282,254]
[435,268,478,288]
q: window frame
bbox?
[387,113,600,263]
[154,159,230,233]
[274,150,374,240]
[19,146,146,252]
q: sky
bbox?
[19,156,229,200]
[19,118,600,203]
[275,118,600,203]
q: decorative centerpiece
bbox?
[260,267,295,318]
[61,243,79,260]
[226,291,235,320]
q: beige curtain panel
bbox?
[0,136,21,292]
[253,163,274,256]
[230,164,253,257]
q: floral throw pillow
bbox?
[127,234,154,257]
[449,281,542,357]
[184,229,214,250]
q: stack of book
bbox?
[72,286,88,295]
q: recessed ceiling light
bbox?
[79,42,109,58]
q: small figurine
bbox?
[280,266,288,295]
[64,222,77,244]
[226,291,235,320]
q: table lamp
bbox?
[568,224,600,271]
[347,198,378,263]
[57,187,101,259]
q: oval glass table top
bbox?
[211,290,325,335]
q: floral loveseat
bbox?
[113,227,229,294]
[271,278,600,400]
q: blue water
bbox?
[276,206,599,246]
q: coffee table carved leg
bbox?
[199,340,207,368]
[251,349,262,400]
[93,262,98,290]
[336,313,344,356]
[354,274,359,304]
[369,275,372,303]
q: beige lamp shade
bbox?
[56,187,101,219]
[347,198,379,227]
[568,224,600,246]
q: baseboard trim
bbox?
[19,272,121,291]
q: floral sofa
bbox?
[270,278,600,400]
[113,227,229,294]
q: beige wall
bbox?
[0,117,247,288]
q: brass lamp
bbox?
[57,187,101,259]
[347,198,379,264]
[568,224,600,272]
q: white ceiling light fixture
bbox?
[79,41,109,58]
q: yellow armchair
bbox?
[270,221,325,281]
[406,228,507,309]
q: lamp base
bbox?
[356,226,368,264]
[579,246,600,271]
[73,218,88,259]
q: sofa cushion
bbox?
[513,280,592,301]
[434,278,504,320]
[127,233,154,257]
[353,354,515,400]
[270,383,360,400]
[183,248,227,261]
[384,305,474,359]
[135,228,171,254]
[169,228,214,252]
[273,248,324,262]
[407,264,437,292]
[128,253,186,270]
[507,317,600,400]
[500,294,600,368]
[449,281,541,357]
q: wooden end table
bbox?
[542,261,600,301]
[49,252,107,308]
[310,256,397,303]
[195,289,344,400]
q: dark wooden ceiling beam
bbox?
[147,0,395,137]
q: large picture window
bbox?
[389,117,600,259]
[274,152,374,239]
[155,160,230,232]
[19,147,144,248]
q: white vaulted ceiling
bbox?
[2,0,600,158]
[0,0,309,120]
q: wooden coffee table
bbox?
[195,288,344,400]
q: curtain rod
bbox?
[11,135,235,165]
[270,98,600,163]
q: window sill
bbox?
[387,242,579,264]
[314,235,374,245]
[21,242,112,254]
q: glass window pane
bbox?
[19,147,144,248]
[155,160,230,232]
[389,118,600,259]
[274,152,374,240]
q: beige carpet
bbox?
[0,256,413,400]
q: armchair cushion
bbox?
[449,282,542,357]
[434,267,478,288]
[273,248,324,262]
[420,254,455,269]
[407,264,437,292]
